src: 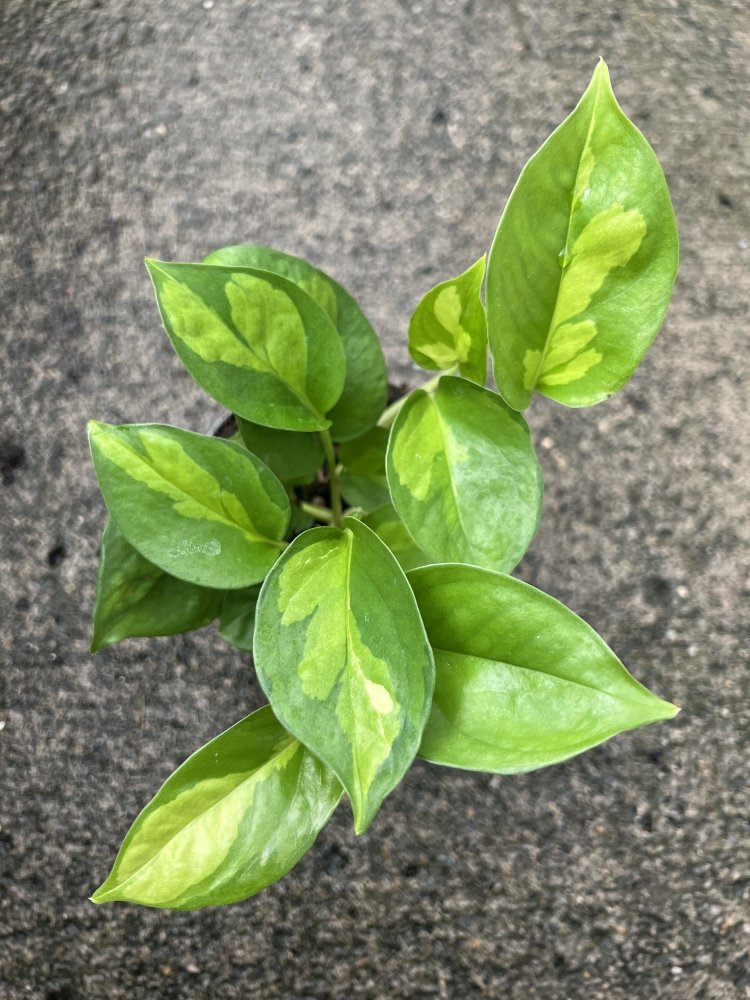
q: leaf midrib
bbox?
[431,646,651,706]
[101,739,300,900]
[529,71,604,392]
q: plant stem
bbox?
[299,501,335,524]
[320,429,344,528]
[377,368,455,429]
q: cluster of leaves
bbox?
[88,62,679,910]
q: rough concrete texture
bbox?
[1,1,748,997]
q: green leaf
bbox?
[361,504,430,572]
[409,564,678,773]
[91,707,342,909]
[91,519,223,652]
[146,259,346,431]
[204,245,388,440]
[409,256,487,383]
[219,586,261,652]
[486,60,679,410]
[254,518,434,833]
[339,426,390,511]
[386,376,542,572]
[236,417,324,486]
[88,422,290,589]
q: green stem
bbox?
[320,429,344,528]
[377,369,455,429]
[299,501,335,524]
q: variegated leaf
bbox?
[91,707,343,909]
[487,60,679,410]
[386,376,542,572]
[409,256,487,383]
[146,260,346,431]
[88,422,289,589]
[204,245,388,440]
[254,518,434,833]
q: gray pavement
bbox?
[1,1,748,997]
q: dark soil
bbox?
[1,2,748,998]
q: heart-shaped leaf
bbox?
[339,426,390,511]
[410,564,678,773]
[91,707,343,909]
[486,60,678,410]
[91,519,223,652]
[386,376,542,572]
[88,422,290,589]
[219,585,261,652]
[409,256,487,383]
[146,260,346,431]
[204,245,388,439]
[236,417,324,486]
[254,518,434,833]
[361,504,430,572]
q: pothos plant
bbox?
[88,61,679,909]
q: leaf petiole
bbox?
[299,501,335,524]
[320,429,344,528]
[377,368,456,429]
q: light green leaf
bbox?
[410,564,678,773]
[88,422,290,589]
[204,245,388,440]
[254,518,434,833]
[91,519,223,652]
[91,707,343,909]
[386,376,542,572]
[361,504,430,572]
[486,60,679,410]
[146,259,346,431]
[409,256,487,383]
[339,426,390,511]
[219,586,261,652]
[236,417,324,486]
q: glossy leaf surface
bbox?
[339,426,390,511]
[204,245,387,439]
[91,519,223,652]
[92,707,342,909]
[237,417,324,486]
[88,422,289,589]
[386,376,542,572]
[219,586,261,652]
[410,564,678,772]
[361,504,430,572]
[486,60,678,410]
[409,256,487,383]
[146,259,346,431]
[254,518,434,833]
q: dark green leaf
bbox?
[339,426,390,511]
[219,586,261,652]
[91,519,223,652]
[486,60,679,410]
[386,376,542,572]
[409,256,487,383]
[146,259,346,431]
[254,518,434,833]
[237,417,324,486]
[410,564,679,773]
[91,707,343,909]
[88,422,290,589]
[204,245,388,439]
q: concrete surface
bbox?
[1,1,748,997]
